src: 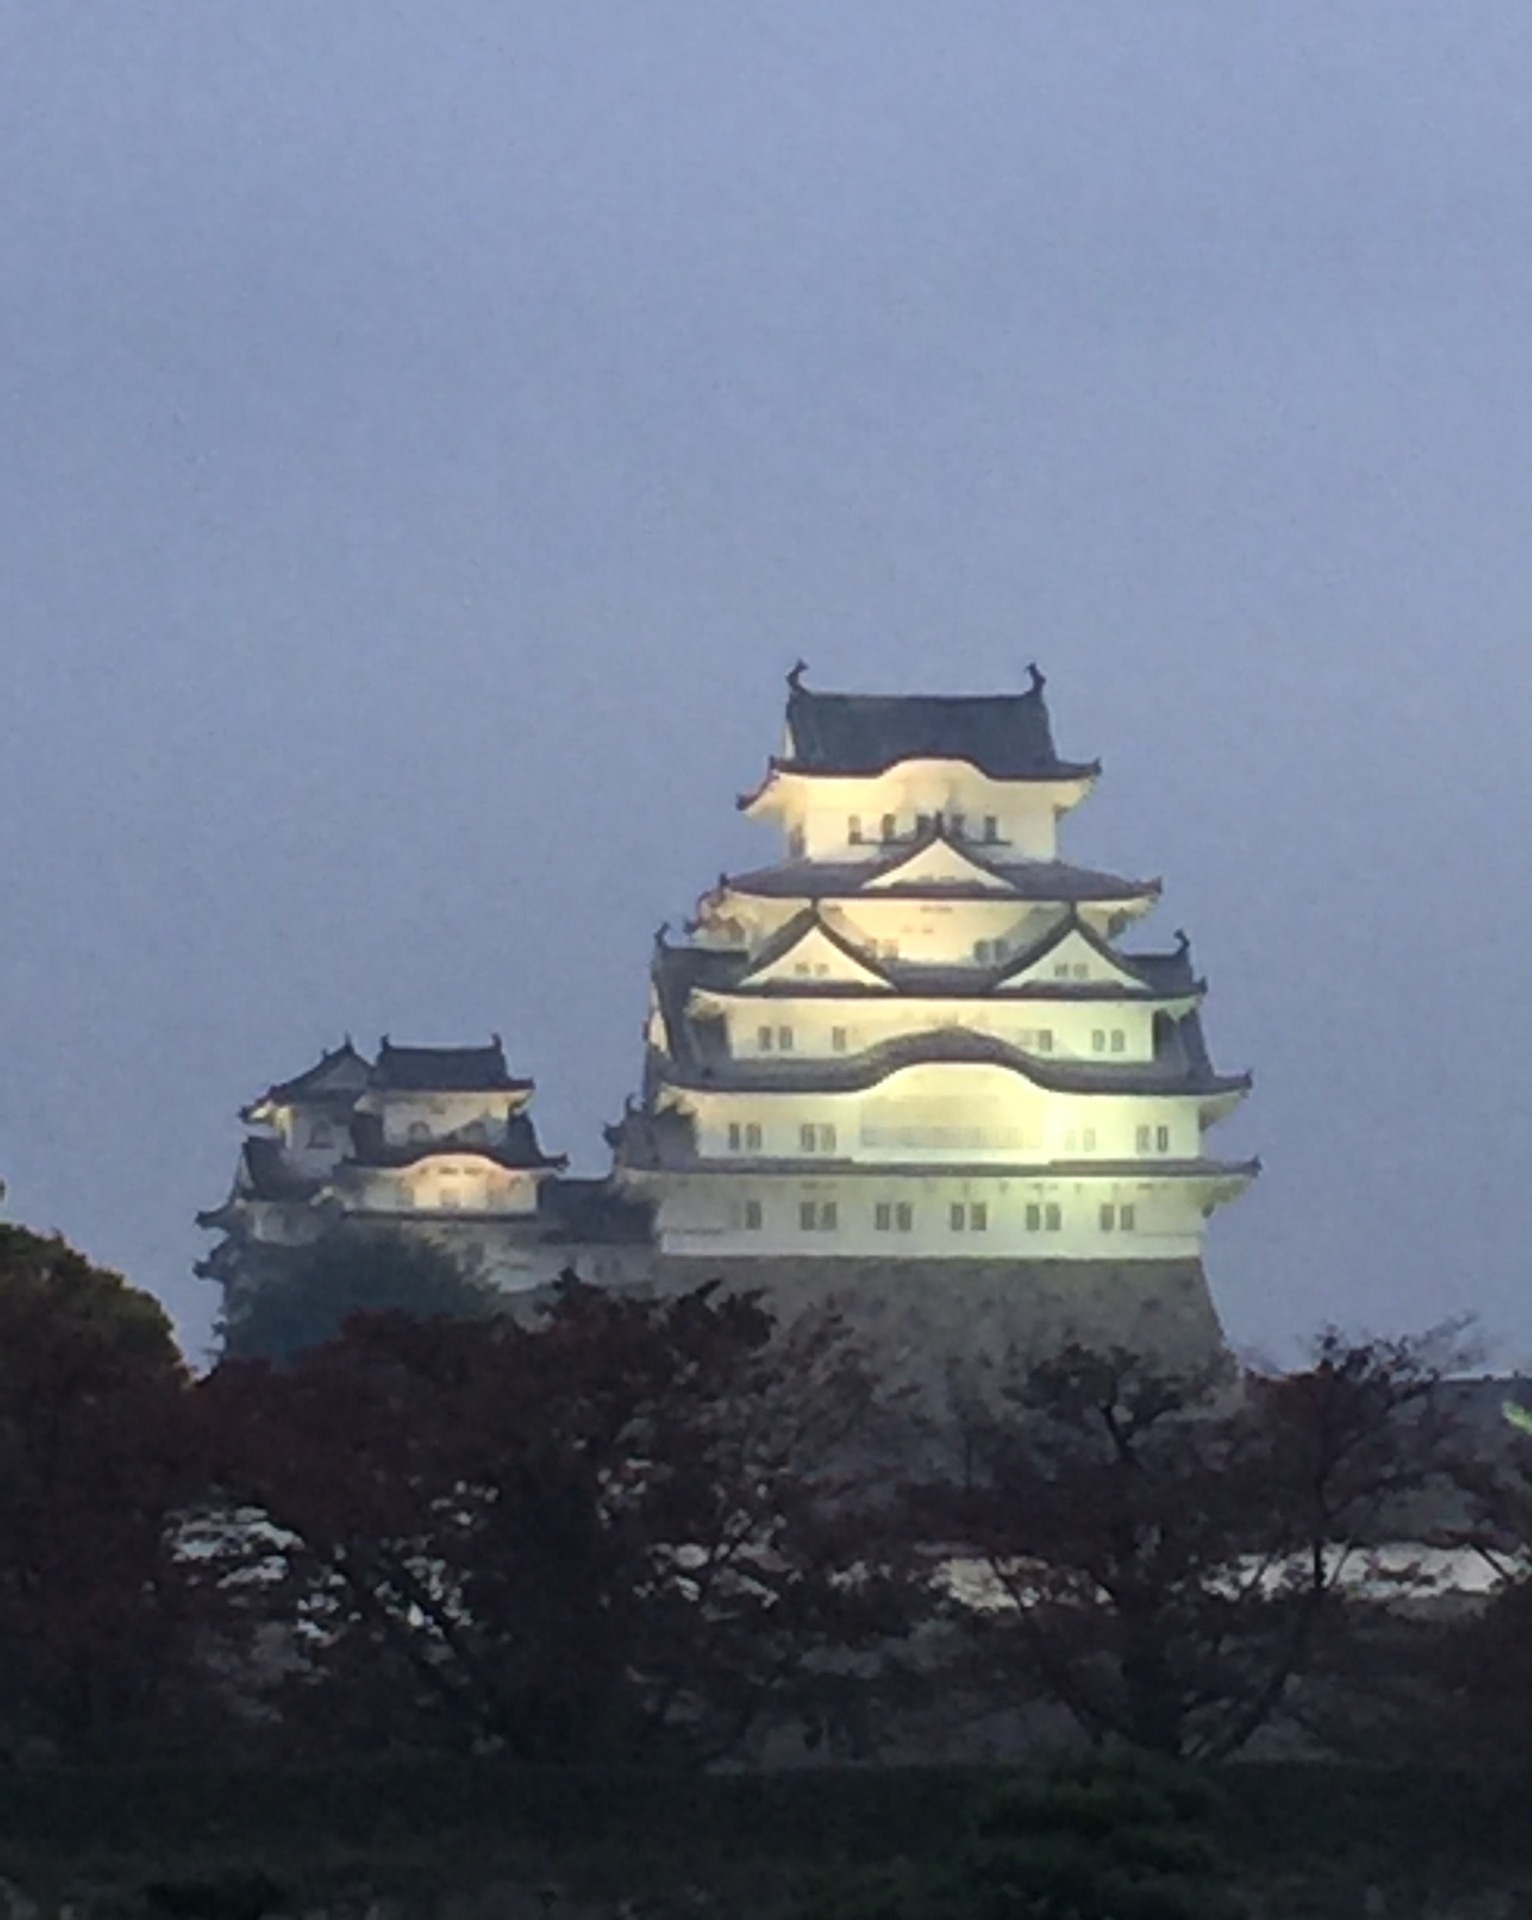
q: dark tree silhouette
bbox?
[0,1225,201,1757]
[200,1277,916,1761]
[926,1332,1455,1760]
[219,1227,498,1361]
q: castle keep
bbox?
[609,665,1255,1264]
[201,669,1255,1367]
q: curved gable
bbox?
[740,918,892,989]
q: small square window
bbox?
[916,813,932,835]
[822,1201,838,1231]
[951,812,966,838]
[744,1122,762,1151]
[1037,1030,1054,1053]
[800,1124,816,1152]
[874,1202,892,1231]
[848,816,863,844]
[994,939,1009,961]
[896,1202,913,1232]
[1082,1128,1096,1152]
[1156,1125,1171,1152]
[744,1199,763,1230]
[831,1026,848,1053]
[777,1026,794,1052]
[1025,1203,1042,1232]
[1110,1030,1126,1054]
[983,816,999,842]
[757,1026,774,1053]
[971,1202,988,1233]
[728,1122,742,1151]
[1099,1204,1116,1232]
[880,813,897,841]
[1045,1203,1062,1231]
[1072,963,1089,981]
[1120,1204,1137,1230]
[1136,1125,1151,1152]
[1091,1030,1107,1054]
[949,1202,966,1232]
[1054,963,1071,979]
[974,940,993,964]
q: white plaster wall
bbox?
[266,1108,350,1179]
[719,993,1157,1063]
[681,1070,1201,1164]
[338,1159,542,1218]
[751,766,1088,862]
[646,1169,1214,1260]
[361,1090,528,1147]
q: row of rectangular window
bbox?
[758,1025,857,1053]
[971,947,1097,979]
[735,1200,1139,1234]
[751,1026,1141,1059]
[727,1122,1172,1156]
[848,813,1003,846]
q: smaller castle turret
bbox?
[198,1036,648,1322]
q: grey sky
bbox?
[2,3,1530,1364]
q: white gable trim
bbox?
[862,839,1012,892]
[741,922,891,988]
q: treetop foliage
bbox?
[0,1218,1527,1778]
[218,1226,499,1361]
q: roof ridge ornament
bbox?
[787,658,809,692]
[1027,661,1046,696]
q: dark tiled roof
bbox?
[774,674,1098,781]
[605,1102,699,1172]
[653,1022,1250,1102]
[650,943,742,1069]
[735,905,894,984]
[240,1137,323,1203]
[252,1040,371,1111]
[720,849,1159,907]
[372,1037,531,1094]
[673,907,1200,1005]
[988,910,1199,995]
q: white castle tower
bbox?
[609,666,1256,1298]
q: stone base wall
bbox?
[544,1248,1228,1411]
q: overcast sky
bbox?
[3,3,1531,1366]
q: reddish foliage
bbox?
[198,1278,916,1761]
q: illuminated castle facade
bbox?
[203,668,1255,1368]
[608,667,1256,1265]
[198,1038,645,1320]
